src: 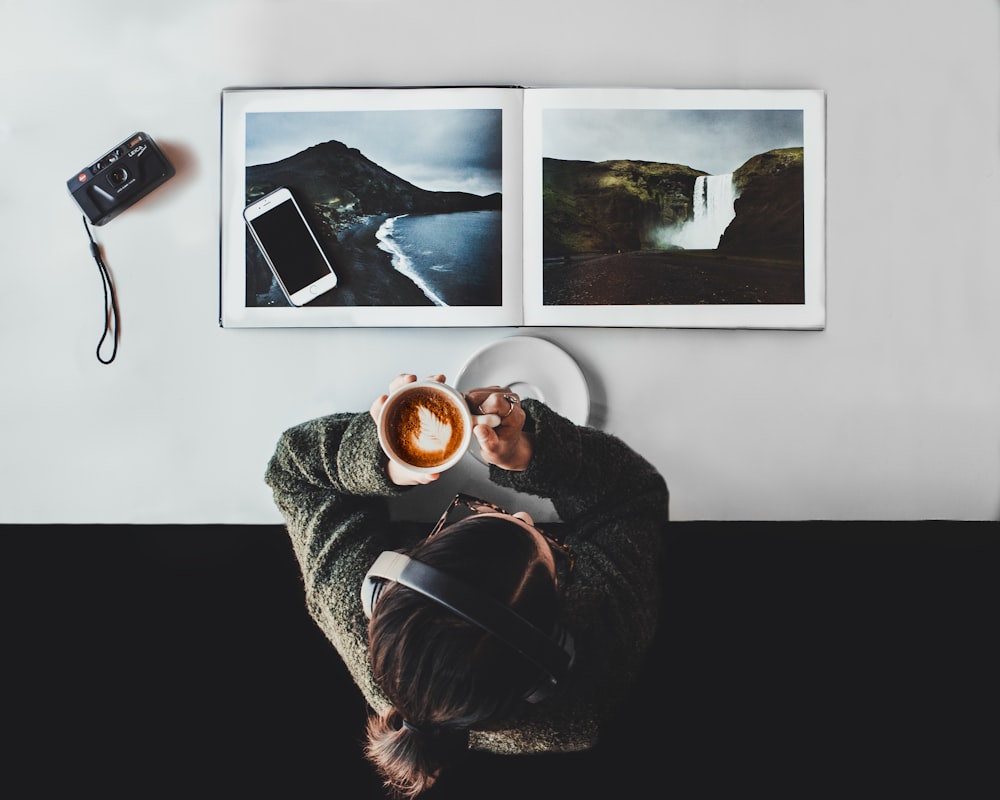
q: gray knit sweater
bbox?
[265,399,668,754]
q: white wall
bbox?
[1,0,997,523]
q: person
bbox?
[265,373,668,798]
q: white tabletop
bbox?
[1,0,998,523]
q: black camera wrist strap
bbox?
[82,216,120,364]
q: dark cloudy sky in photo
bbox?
[246,109,502,196]
[543,108,804,176]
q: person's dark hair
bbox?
[365,515,559,798]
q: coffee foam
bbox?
[384,386,465,468]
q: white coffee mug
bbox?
[376,380,495,474]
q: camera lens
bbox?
[109,167,129,186]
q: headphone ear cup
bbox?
[521,623,575,704]
[552,623,576,670]
[361,574,384,620]
[362,551,410,620]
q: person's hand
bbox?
[463,386,534,471]
[369,373,446,486]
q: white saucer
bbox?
[454,336,590,427]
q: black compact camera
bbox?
[68,132,175,226]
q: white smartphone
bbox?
[243,187,338,306]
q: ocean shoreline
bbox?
[311,215,435,308]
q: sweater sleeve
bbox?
[490,399,668,536]
[263,411,406,711]
[473,400,669,751]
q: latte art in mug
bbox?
[383,386,466,468]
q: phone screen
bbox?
[248,199,333,295]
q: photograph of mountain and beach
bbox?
[220,87,825,328]
[244,108,503,310]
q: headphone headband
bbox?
[362,551,573,702]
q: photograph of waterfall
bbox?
[523,88,826,329]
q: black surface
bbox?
[4,522,996,798]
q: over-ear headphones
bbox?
[362,551,575,703]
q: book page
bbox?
[220,87,523,327]
[522,88,826,329]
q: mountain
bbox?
[245,140,501,237]
[542,158,703,256]
[542,147,805,261]
[719,147,804,259]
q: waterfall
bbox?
[673,173,737,250]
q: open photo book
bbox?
[220,86,825,329]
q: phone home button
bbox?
[309,285,322,294]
